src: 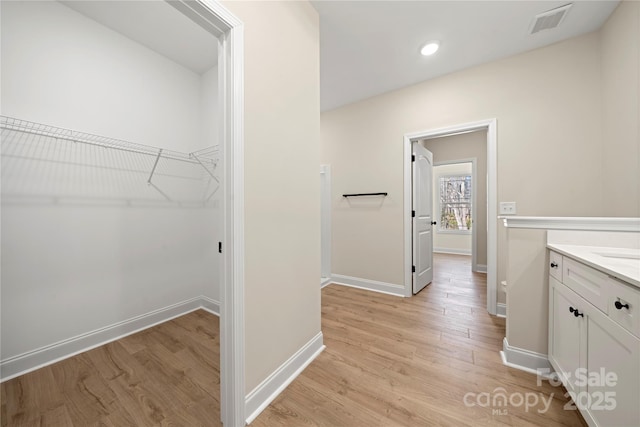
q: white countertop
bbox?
[547,244,640,288]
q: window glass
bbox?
[439,175,472,232]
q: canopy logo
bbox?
[462,388,553,415]
[462,368,618,415]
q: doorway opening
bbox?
[403,119,498,315]
[424,129,487,275]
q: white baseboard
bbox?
[320,277,332,288]
[200,296,221,316]
[331,274,405,297]
[434,248,471,256]
[245,332,325,425]
[1,295,220,382]
[496,303,506,318]
[500,337,553,376]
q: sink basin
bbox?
[594,251,640,261]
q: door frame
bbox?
[403,119,498,315]
[320,165,332,287]
[172,1,245,425]
[433,158,478,270]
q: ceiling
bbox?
[312,1,619,111]
[59,1,618,106]
[61,1,218,74]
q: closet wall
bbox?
[1,1,220,366]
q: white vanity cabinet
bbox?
[548,250,640,427]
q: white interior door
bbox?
[412,142,434,294]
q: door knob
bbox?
[550,262,558,268]
[431,221,437,225]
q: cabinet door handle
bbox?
[569,306,584,317]
[550,262,558,268]
[615,301,630,310]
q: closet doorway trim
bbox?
[171,1,245,426]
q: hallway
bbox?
[252,253,586,426]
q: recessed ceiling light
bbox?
[420,41,440,56]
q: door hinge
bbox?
[412,154,415,162]
[412,210,415,218]
[218,242,222,253]
[412,265,416,273]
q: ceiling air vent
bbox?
[529,3,572,35]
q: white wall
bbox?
[432,162,472,255]
[601,1,640,217]
[505,1,640,357]
[322,31,603,292]
[201,65,220,149]
[1,207,210,357]
[222,0,322,394]
[1,1,220,362]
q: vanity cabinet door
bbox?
[549,277,583,395]
[585,306,640,427]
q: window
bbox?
[438,175,472,232]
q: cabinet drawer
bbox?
[608,277,640,338]
[549,251,563,282]
[563,257,608,314]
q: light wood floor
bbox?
[252,254,587,427]
[1,310,221,427]
[2,254,587,426]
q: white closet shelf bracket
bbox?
[189,148,221,201]
[147,148,171,201]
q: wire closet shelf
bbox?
[0,115,220,206]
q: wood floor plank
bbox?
[1,367,65,426]
[53,356,118,425]
[1,310,221,427]
[3,254,587,426]
[253,253,587,427]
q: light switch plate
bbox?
[499,202,517,215]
